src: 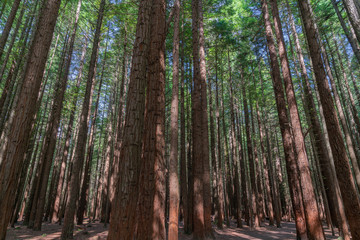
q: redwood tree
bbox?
[61,0,105,238]
[0,0,61,238]
[297,0,360,238]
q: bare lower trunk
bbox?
[0,0,61,238]
[269,0,325,238]
[61,0,105,238]
[168,1,180,239]
[52,39,87,223]
[261,0,307,238]
[107,1,151,239]
[135,1,166,238]
[297,0,360,238]
[0,0,21,59]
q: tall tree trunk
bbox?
[214,44,225,229]
[107,1,151,239]
[186,86,194,234]
[333,37,360,136]
[101,31,127,225]
[285,3,347,235]
[208,79,221,227]
[221,78,233,226]
[135,0,166,238]
[242,77,260,228]
[297,0,360,238]
[228,51,242,228]
[343,0,360,43]
[0,0,61,238]
[191,0,206,238]
[33,0,82,230]
[198,0,212,235]
[320,32,360,189]
[249,83,264,224]
[269,0,325,238]
[260,0,307,238]
[179,22,188,231]
[256,101,274,226]
[0,0,21,60]
[61,0,105,238]
[169,1,180,239]
[77,32,108,225]
[331,0,360,64]
[235,104,250,226]
[52,38,87,223]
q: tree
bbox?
[260,0,307,237]
[0,0,21,60]
[0,0,61,238]
[107,1,151,239]
[269,0,325,238]
[33,0,82,230]
[169,0,181,239]
[61,0,105,238]
[297,0,360,238]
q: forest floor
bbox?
[6,219,340,240]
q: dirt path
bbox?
[6,220,339,239]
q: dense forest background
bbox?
[0,0,360,239]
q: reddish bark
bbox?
[297,0,360,238]
[107,1,151,239]
[269,0,325,238]
[0,0,61,238]
[61,0,105,238]
[260,0,307,238]
[135,1,166,238]
[169,1,180,239]
[0,0,21,59]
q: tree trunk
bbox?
[331,0,360,64]
[107,1,151,239]
[297,0,360,238]
[249,84,264,224]
[214,44,225,229]
[260,0,307,238]
[77,32,108,225]
[333,37,360,137]
[33,0,82,230]
[343,0,360,43]
[269,0,325,238]
[135,0,166,238]
[256,101,274,226]
[179,21,188,231]
[242,77,260,228]
[228,52,242,228]
[61,0,105,238]
[235,104,250,226]
[169,1,180,239]
[191,0,206,238]
[198,0,212,236]
[320,32,360,190]
[285,3,347,235]
[52,38,87,223]
[0,0,61,238]
[0,0,21,60]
